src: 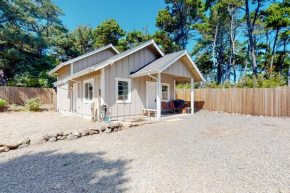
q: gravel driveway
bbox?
[0,111,290,192]
[0,111,97,144]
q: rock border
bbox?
[0,119,154,154]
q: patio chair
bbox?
[169,101,180,113]
[161,101,171,114]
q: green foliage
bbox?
[156,0,205,49]
[0,98,7,108]
[26,97,42,111]
[200,73,287,88]
[93,19,126,48]
[153,30,181,54]
[0,0,64,87]
[237,73,287,88]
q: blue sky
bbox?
[53,0,195,50]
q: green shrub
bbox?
[26,97,42,111]
[0,98,7,108]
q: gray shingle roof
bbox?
[131,50,185,76]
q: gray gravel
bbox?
[0,111,98,144]
[0,111,290,192]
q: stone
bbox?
[0,147,9,153]
[21,137,31,145]
[18,144,28,148]
[122,122,132,129]
[56,131,64,136]
[43,133,56,140]
[72,131,82,138]
[89,130,95,135]
[81,129,90,136]
[100,126,106,132]
[107,123,116,129]
[6,143,21,150]
[66,134,78,140]
[36,138,47,144]
[57,136,66,140]
[48,137,56,142]
[105,128,113,133]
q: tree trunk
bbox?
[212,24,218,70]
[281,40,286,74]
[270,27,280,75]
[245,0,258,76]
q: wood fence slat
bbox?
[175,87,289,118]
[0,86,56,108]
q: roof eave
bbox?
[48,44,119,75]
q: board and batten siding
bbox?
[73,49,116,74]
[57,70,101,118]
[163,58,193,78]
[103,47,176,118]
[57,83,71,111]
[58,65,71,81]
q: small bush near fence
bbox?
[26,97,42,111]
[0,98,7,108]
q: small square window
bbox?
[116,78,131,103]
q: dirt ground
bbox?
[0,111,290,192]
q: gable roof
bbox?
[48,44,119,75]
[131,50,205,82]
[54,39,164,86]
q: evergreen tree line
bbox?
[0,0,289,88]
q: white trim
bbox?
[174,79,176,100]
[161,83,170,102]
[146,81,156,109]
[115,77,131,104]
[48,44,119,75]
[101,68,105,105]
[83,78,94,103]
[146,81,170,108]
[70,62,74,75]
[191,78,194,115]
[156,73,161,120]
[73,83,78,113]
[185,51,205,81]
[52,40,164,85]
[159,51,186,72]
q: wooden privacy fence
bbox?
[176,87,290,117]
[0,86,56,106]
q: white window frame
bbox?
[83,78,94,103]
[161,83,170,102]
[115,77,131,104]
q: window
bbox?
[116,77,131,103]
[162,84,170,101]
[84,79,94,102]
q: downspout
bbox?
[148,73,157,81]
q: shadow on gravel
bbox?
[0,151,132,192]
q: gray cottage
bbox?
[49,40,204,121]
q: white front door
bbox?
[146,81,157,109]
[73,83,78,113]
